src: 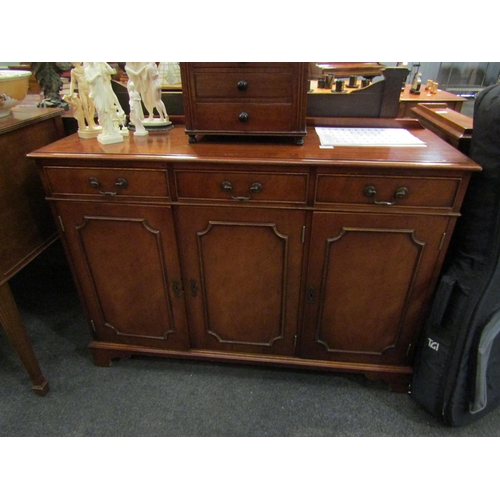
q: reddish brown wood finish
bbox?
[1,107,65,394]
[301,212,450,366]
[411,103,473,155]
[316,62,385,78]
[29,121,480,392]
[180,63,308,143]
[398,85,466,118]
[0,282,49,395]
[176,206,304,357]
[54,202,189,351]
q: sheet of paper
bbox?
[315,127,426,147]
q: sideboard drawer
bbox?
[45,167,170,199]
[193,72,294,100]
[315,174,462,209]
[175,169,309,204]
[192,103,293,132]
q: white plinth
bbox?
[97,133,124,145]
[78,126,102,139]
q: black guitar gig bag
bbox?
[411,83,500,426]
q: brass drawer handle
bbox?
[249,182,262,194]
[220,180,263,201]
[89,177,128,196]
[220,180,233,193]
[363,185,408,206]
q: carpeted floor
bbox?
[1,241,499,437]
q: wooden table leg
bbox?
[0,281,49,395]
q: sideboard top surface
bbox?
[0,107,64,136]
[28,122,480,172]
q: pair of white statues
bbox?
[126,62,169,132]
[64,62,170,144]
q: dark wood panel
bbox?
[174,169,308,204]
[180,62,308,142]
[301,212,449,366]
[191,63,295,69]
[1,112,64,282]
[56,202,189,350]
[193,72,294,100]
[45,166,170,199]
[177,206,305,356]
[315,173,462,210]
[192,103,293,132]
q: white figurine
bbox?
[142,62,169,122]
[84,62,127,144]
[62,93,86,131]
[125,62,146,119]
[127,81,148,136]
[65,62,101,138]
[125,62,172,128]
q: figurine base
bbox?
[78,127,102,139]
[97,133,124,145]
[132,129,149,136]
[129,119,174,133]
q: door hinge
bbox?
[58,215,65,232]
[306,286,316,305]
[172,278,183,299]
[189,278,198,298]
[294,335,298,347]
[439,232,447,251]
[301,225,306,244]
[406,343,412,357]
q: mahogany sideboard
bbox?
[1,107,65,395]
[29,121,480,392]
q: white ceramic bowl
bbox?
[0,70,32,118]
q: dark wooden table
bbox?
[0,106,65,395]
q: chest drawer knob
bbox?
[363,185,409,206]
[238,112,249,123]
[237,80,248,91]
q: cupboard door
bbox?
[55,202,189,350]
[176,206,305,356]
[301,212,449,366]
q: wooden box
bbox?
[180,62,308,144]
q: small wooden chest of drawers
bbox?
[180,62,308,144]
